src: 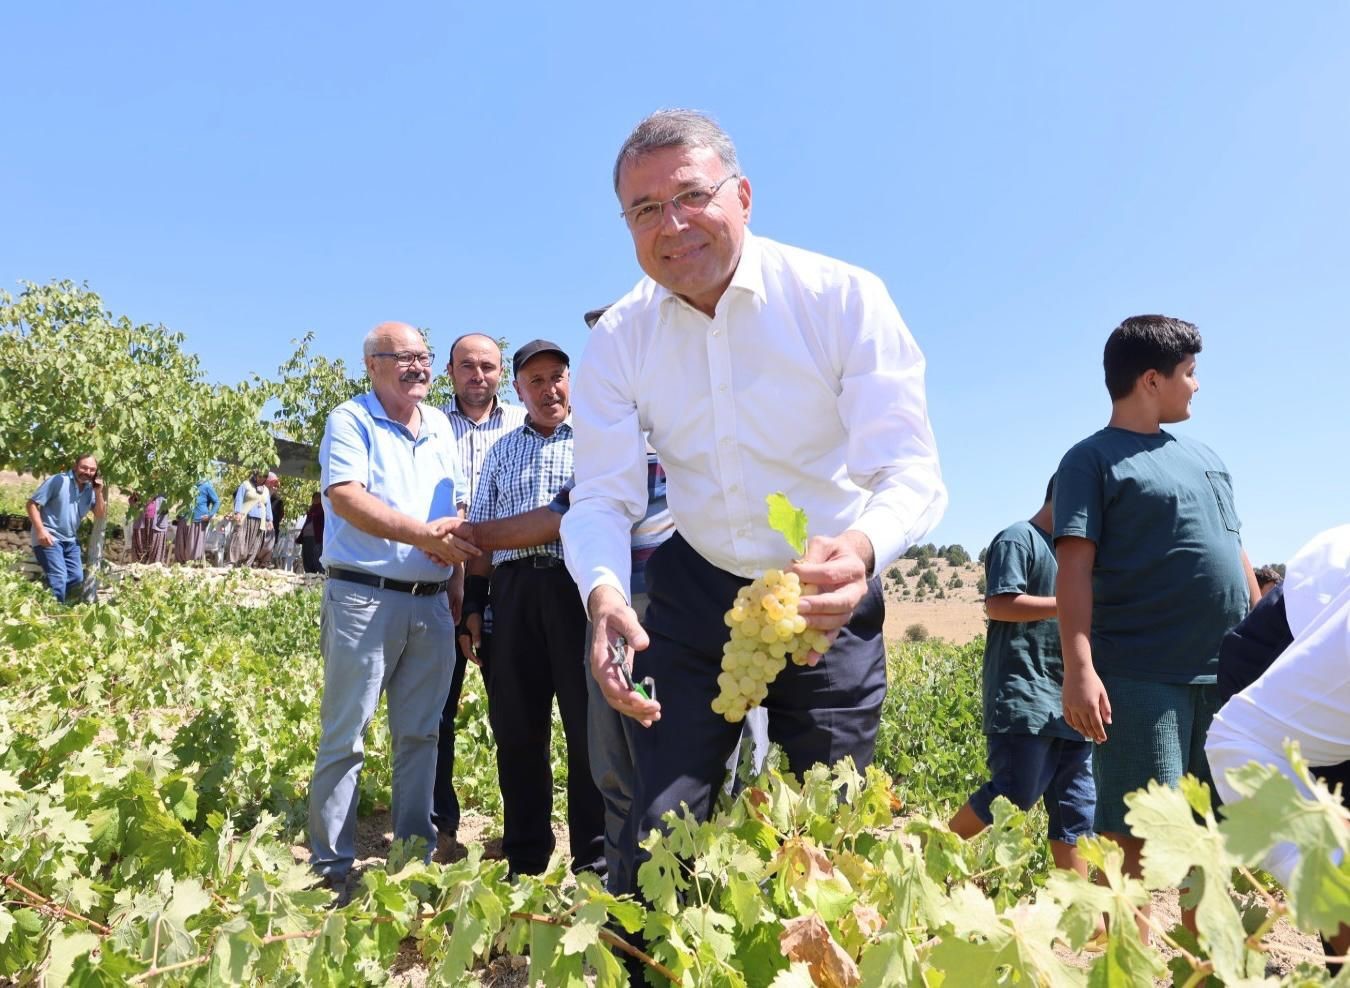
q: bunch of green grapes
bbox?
[711,568,832,722]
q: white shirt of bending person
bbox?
[1206,524,1350,888]
[562,230,947,604]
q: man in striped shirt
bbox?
[432,333,526,862]
[461,339,604,877]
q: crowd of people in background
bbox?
[18,108,1345,965]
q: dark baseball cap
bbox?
[512,339,569,376]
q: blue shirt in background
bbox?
[28,471,95,544]
[320,392,469,582]
[193,480,221,523]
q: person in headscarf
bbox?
[174,478,220,563]
[227,470,273,567]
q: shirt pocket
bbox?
[1205,471,1241,533]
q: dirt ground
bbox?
[882,557,988,645]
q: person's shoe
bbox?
[433,832,466,865]
[319,871,351,908]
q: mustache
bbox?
[399,371,429,384]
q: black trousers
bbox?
[432,633,477,839]
[617,532,887,895]
[485,561,605,875]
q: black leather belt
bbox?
[328,567,449,596]
[500,555,564,569]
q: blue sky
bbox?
[4,3,1346,565]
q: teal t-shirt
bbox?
[1053,427,1250,684]
[982,520,1077,739]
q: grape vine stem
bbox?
[2,873,111,935]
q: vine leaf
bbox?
[779,914,860,988]
[766,493,808,558]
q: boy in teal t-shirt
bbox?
[949,477,1096,879]
[1054,314,1258,940]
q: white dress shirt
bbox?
[1206,525,1350,887]
[562,230,946,604]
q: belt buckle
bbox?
[410,580,425,595]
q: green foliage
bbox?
[918,569,939,591]
[941,544,970,567]
[904,623,929,643]
[2,566,1346,984]
[977,574,988,595]
[875,641,983,809]
[0,281,274,501]
[947,573,963,589]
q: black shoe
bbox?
[320,871,351,908]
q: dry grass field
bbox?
[881,556,988,644]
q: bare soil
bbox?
[882,557,988,645]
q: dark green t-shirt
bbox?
[1053,428,1250,684]
[982,520,1077,738]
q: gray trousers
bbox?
[308,578,455,879]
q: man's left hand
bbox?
[789,531,874,666]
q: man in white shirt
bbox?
[562,109,946,896]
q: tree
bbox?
[942,544,971,567]
[918,569,940,591]
[0,281,273,509]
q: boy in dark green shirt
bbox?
[949,478,1095,879]
[1054,314,1258,940]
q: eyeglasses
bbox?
[371,351,435,368]
[620,174,740,231]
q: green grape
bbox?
[712,568,833,722]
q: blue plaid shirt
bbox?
[468,420,573,565]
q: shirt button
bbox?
[719,384,728,393]
[721,437,733,445]
[712,329,721,337]
[728,484,739,493]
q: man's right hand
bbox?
[420,517,481,565]
[459,612,483,667]
[587,586,660,727]
[34,529,55,548]
[1062,667,1112,744]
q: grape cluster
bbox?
[711,568,832,722]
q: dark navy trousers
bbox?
[616,532,887,896]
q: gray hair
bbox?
[362,326,384,358]
[612,109,741,195]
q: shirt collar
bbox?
[656,228,767,317]
[521,415,572,440]
[361,391,438,439]
[450,393,501,422]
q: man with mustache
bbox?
[562,109,946,897]
[460,339,605,878]
[307,321,480,902]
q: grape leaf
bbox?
[766,493,808,558]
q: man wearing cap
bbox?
[431,333,526,862]
[461,339,604,877]
[307,321,480,899]
[563,110,946,897]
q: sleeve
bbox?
[205,483,220,514]
[29,475,59,507]
[834,272,947,572]
[467,445,500,525]
[233,483,246,513]
[548,474,576,516]
[1053,444,1103,543]
[321,405,371,493]
[1205,585,1350,887]
[984,534,1032,598]
[561,324,649,605]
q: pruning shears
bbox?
[609,634,655,702]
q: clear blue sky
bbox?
[5,3,1346,566]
